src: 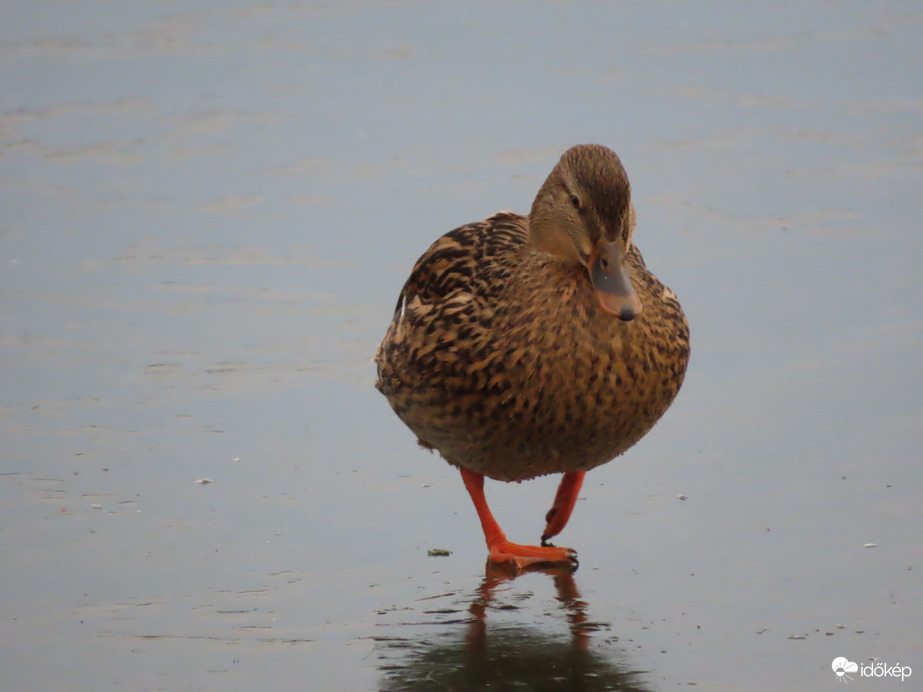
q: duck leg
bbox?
[541,471,585,544]
[460,468,578,570]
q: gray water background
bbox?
[2,1,921,690]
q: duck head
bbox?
[529,144,642,322]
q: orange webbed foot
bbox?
[488,539,578,571]
[460,468,579,572]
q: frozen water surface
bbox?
[1,2,921,690]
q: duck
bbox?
[375,144,690,570]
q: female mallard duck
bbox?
[375,144,689,569]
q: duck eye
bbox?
[569,193,581,210]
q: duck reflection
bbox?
[376,564,651,691]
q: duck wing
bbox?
[375,212,528,393]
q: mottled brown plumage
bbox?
[374,144,689,567]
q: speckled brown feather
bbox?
[375,148,689,483]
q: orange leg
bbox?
[460,468,578,570]
[541,471,585,544]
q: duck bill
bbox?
[588,240,642,321]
